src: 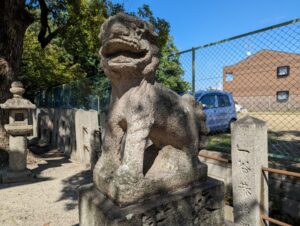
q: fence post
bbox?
[231,116,268,226]
[62,84,66,108]
[192,47,196,97]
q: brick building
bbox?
[223,49,300,111]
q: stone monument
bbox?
[231,116,268,226]
[79,13,224,226]
[0,81,36,183]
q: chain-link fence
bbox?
[179,18,300,162]
[35,18,300,162]
[34,76,111,112]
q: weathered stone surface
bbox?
[231,116,268,226]
[93,12,209,206]
[36,108,53,145]
[96,146,207,205]
[34,108,101,168]
[55,109,76,155]
[74,109,100,168]
[79,13,224,225]
[79,178,224,226]
[8,136,27,171]
[4,124,33,136]
[0,81,35,110]
[0,81,35,183]
[199,150,232,197]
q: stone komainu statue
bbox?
[93,13,209,206]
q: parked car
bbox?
[194,90,237,132]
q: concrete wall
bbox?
[33,108,101,168]
[199,150,300,224]
[234,95,300,111]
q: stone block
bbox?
[231,116,268,226]
[56,109,76,155]
[9,136,27,171]
[199,150,232,197]
[94,146,208,206]
[79,178,224,226]
[37,109,53,145]
[74,109,100,167]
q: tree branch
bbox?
[37,0,66,48]
[37,0,49,47]
[41,26,66,48]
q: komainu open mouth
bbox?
[101,38,147,62]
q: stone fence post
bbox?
[231,116,268,226]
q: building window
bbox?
[277,66,289,77]
[225,73,234,82]
[276,91,289,102]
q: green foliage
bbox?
[156,37,190,93]
[60,0,107,77]
[26,0,70,27]
[134,5,189,93]
[20,26,86,99]
[137,5,170,50]
[22,0,189,102]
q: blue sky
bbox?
[113,0,300,51]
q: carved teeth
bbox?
[102,38,147,60]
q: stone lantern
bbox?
[0,81,36,183]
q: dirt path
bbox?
[0,150,92,226]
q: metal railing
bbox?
[34,76,111,112]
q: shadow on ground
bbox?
[30,143,93,211]
[0,145,70,189]
[0,148,8,168]
[57,169,92,211]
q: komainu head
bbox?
[99,13,160,81]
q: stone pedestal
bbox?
[2,135,33,183]
[2,168,33,183]
[9,136,27,171]
[79,178,224,226]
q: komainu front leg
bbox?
[116,115,153,180]
[93,122,124,187]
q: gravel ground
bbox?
[0,149,92,226]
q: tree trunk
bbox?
[0,0,33,151]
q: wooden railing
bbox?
[261,214,292,226]
[198,151,299,226]
[198,152,230,163]
[262,166,300,178]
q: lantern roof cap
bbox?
[0,81,36,110]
